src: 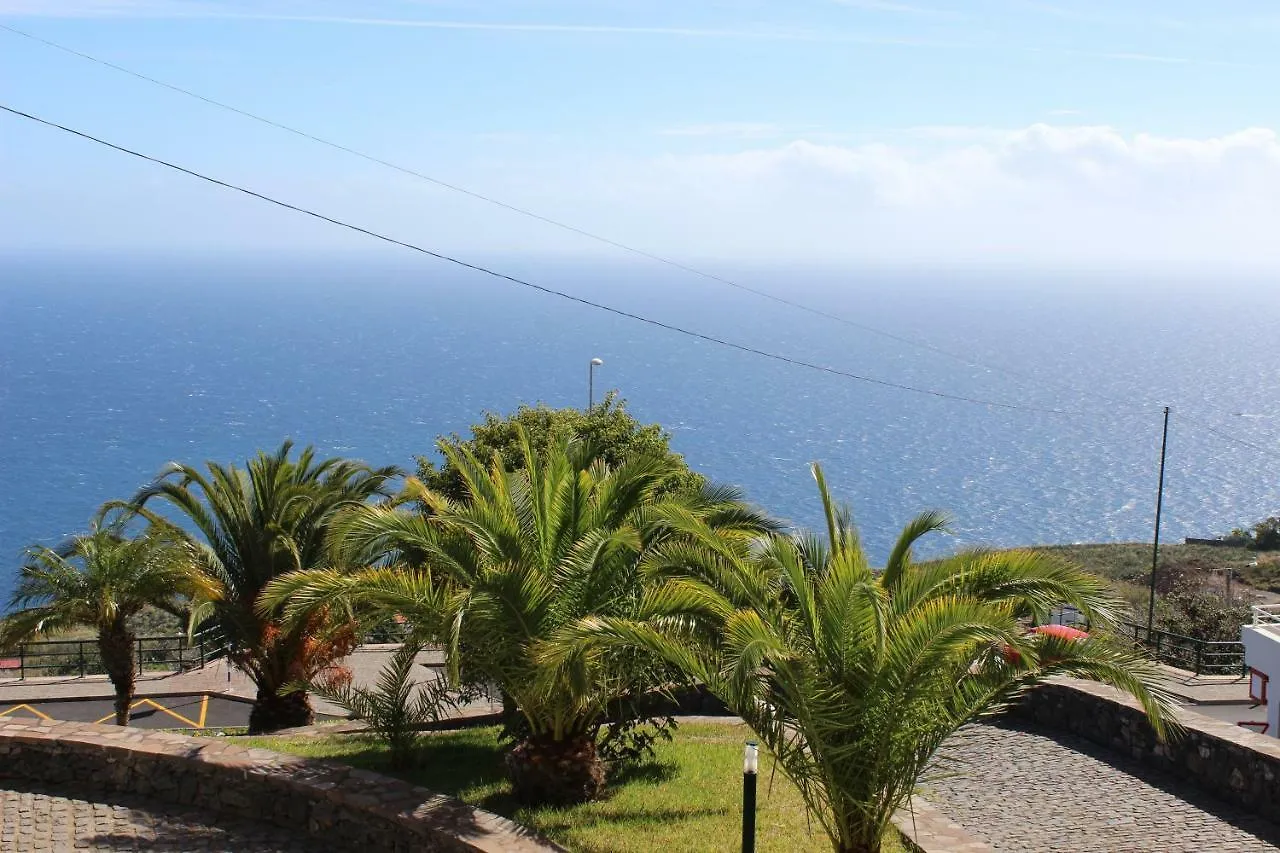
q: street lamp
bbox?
[588,357,604,410]
[742,741,758,853]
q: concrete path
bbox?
[1156,668,1252,705]
[0,780,345,852]
[925,719,1280,852]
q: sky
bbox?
[4,1,1280,269]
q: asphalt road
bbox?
[0,693,336,730]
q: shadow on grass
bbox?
[301,736,507,798]
[472,760,682,816]
[327,734,681,802]
[528,804,733,843]
[609,760,679,786]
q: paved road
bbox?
[0,780,345,852]
[0,645,450,729]
[925,720,1280,852]
[0,694,273,730]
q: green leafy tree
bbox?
[0,510,208,726]
[550,465,1178,853]
[127,441,398,733]
[417,394,704,502]
[1253,517,1280,552]
[1155,570,1252,644]
[309,639,455,769]
[263,430,774,804]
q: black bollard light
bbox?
[742,740,758,853]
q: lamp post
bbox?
[742,741,758,853]
[588,357,603,410]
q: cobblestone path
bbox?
[924,720,1280,853]
[0,780,344,852]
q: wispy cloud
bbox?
[0,2,937,44]
[660,123,802,140]
[0,0,203,14]
[0,2,1246,69]
[204,14,948,47]
[832,0,956,16]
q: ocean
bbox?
[3,252,1279,605]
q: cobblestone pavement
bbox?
[924,720,1280,853]
[0,780,345,852]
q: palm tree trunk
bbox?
[832,822,886,853]
[505,732,606,805]
[97,628,136,727]
[248,686,314,734]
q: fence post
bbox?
[198,637,205,668]
[19,644,25,681]
[137,637,144,675]
[78,642,86,678]
[1194,644,1203,675]
[177,637,184,671]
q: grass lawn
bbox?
[242,721,902,853]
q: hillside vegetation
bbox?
[1033,542,1258,585]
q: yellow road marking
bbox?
[0,703,52,721]
[93,696,210,728]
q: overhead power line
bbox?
[4,101,1114,417]
[0,21,1158,415]
[1178,412,1280,465]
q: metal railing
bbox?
[1252,604,1280,626]
[0,632,225,681]
[1047,610,1245,676]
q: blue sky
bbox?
[4,0,1280,268]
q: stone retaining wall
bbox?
[1012,677,1280,822]
[0,719,562,853]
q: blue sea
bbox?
[3,252,1279,604]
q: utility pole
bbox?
[1146,406,1171,633]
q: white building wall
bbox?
[1240,624,1280,736]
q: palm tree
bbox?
[550,464,1179,853]
[128,441,398,733]
[0,511,206,726]
[309,639,455,770]
[261,430,774,804]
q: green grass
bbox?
[242,721,902,853]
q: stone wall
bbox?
[1012,677,1280,822]
[0,719,562,853]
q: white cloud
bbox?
[568,124,1280,269]
[10,108,1280,273]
